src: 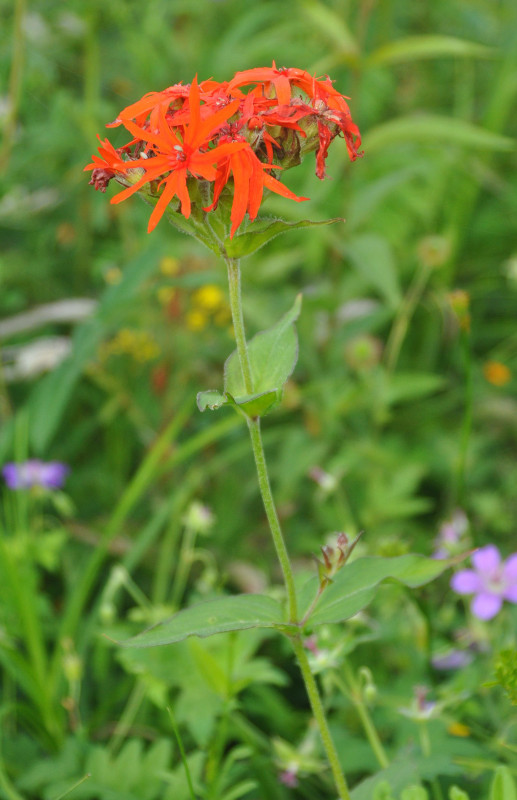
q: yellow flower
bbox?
[448,289,470,331]
[447,722,470,738]
[193,285,225,311]
[483,361,511,387]
[100,328,160,362]
[186,309,207,331]
[159,256,180,276]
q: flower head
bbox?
[2,460,69,490]
[451,545,517,620]
[85,64,361,237]
[483,361,511,387]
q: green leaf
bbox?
[490,766,517,800]
[28,246,162,452]
[401,787,429,800]
[224,218,343,258]
[493,648,517,705]
[449,787,470,800]
[120,595,286,648]
[197,390,227,412]
[344,234,402,308]
[224,294,302,397]
[228,389,281,418]
[301,0,359,60]
[384,373,447,405]
[197,389,281,418]
[352,759,420,800]
[368,35,493,67]
[364,115,516,155]
[300,555,454,627]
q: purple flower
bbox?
[433,509,468,559]
[451,545,517,620]
[2,460,69,490]
[279,769,299,788]
[431,649,473,671]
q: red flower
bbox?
[206,133,308,238]
[228,62,319,105]
[85,66,362,237]
[84,136,130,191]
[108,78,246,231]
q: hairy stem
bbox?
[224,256,351,799]
[247,417,298,623]
[291,637,352,800]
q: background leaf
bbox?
[490,766,517,800]
[368,35,493,66]
[364,115,515,155]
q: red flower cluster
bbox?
[85,63,362,238]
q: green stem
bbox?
[339,663,389,769]
[224,255,351,799]
[291,637,352,800]
[0,0,26,171]
[225,258,254,394]
[170,522,198,611]
[384,262,431,373]
[224,256,297,622]
[108,680,147,755]
[455,327,473,507]
[247,418,298,622]
[0,540,61,744]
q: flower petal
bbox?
[503,585,517,603]
[471,544,501,574]
[503,553,517,581]
[450,570,481,595]
[471,592,503,620]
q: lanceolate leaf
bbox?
[121,595,286,648]
[225,294,302,397]
[364,115,515,155]
[368,35,493,67]
[300,555,455,627]
[224,218,344,258]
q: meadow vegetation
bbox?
[1,1,517,798]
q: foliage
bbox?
[1,0,517,799]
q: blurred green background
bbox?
[1,0,517,797]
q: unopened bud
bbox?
[308,466,337,494]
[344,335,382,371]
[182,501,215,534]
[359,667,377,705]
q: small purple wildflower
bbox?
[279,769,299,788]
[2,460,69,490]
[431,649,473,671]
[433,509,468,559]
[451,545,517,620]
[399,685,438,721]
